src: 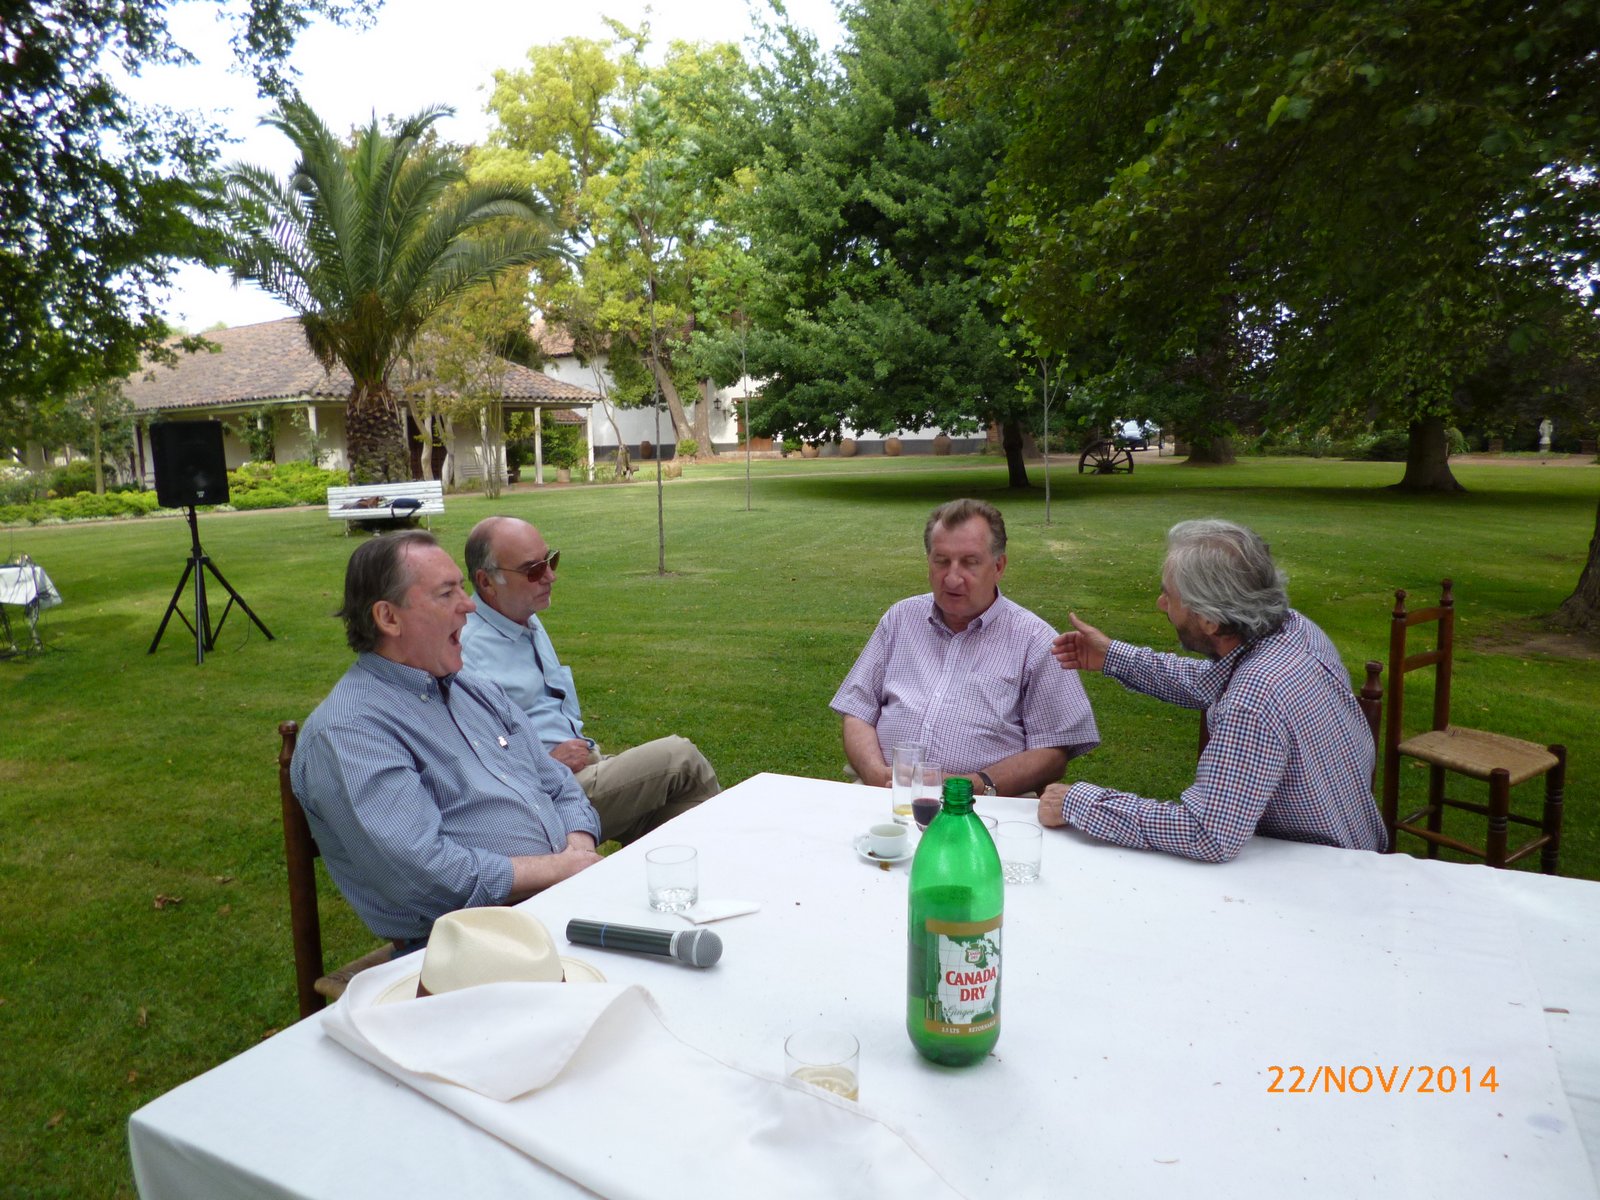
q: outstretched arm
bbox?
[1051,612,1111,673]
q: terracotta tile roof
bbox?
[123,319,599,413]
[530,318,574,357]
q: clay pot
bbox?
[800,443,820,459]
[932,433,952,456]
[639,439,655,460]
[884,436,903,457]
[839,438,858,458]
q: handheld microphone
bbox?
[565,919,723,968]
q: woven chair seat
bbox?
[314,944,395,1001]
[1398,726,1559,785]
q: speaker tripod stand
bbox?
[148,506,273,663]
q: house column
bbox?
[533,411,545,486]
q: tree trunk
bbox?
[1002,415,1030,488]
[441,417,458,489]
[413,406,435,483]
[345,383,411,483]
[92,420,105,494]
[1555,491,1600,634]
[693,380,721,456]
[479,400,504,500]
[1183,432,1237,465]
[1392,415,1464,493]
[648,357,695,446]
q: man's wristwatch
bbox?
[976,770,998,797]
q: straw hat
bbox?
[375,907,605,1004]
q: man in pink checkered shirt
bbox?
[831,499,1099,798]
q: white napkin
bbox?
[324,969,966,1200]
[678,899,761,924]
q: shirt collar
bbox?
[356,651,455,699]
[469,599,535,641]
[924,587,1009,635]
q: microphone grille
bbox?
[681,928,724,967]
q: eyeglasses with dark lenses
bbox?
[504,550,560,582]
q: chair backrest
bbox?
[278,719,327,1019]
[1383,579,1456,763]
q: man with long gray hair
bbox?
[1042,519,1385,862]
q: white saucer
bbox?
[853,833,913,865]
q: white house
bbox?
[532,322,979,459]
[120,319,600,484]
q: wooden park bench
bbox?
[326,480,445,535]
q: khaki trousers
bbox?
[577,735,720,845]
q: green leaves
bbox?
[220,98,565,480]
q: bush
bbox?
[227,460,344,506]
[1350,429,1410,462]
[47,460,98,498]
[675,438,699,459]
[231,487,298,511]
[0,468,46,506]
[542,419,586,469]
[0,489,161,525]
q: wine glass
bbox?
[912,762,944,830]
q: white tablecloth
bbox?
[0,559,60,608]
[129,773,1600,1199]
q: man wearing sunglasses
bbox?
[460,516,720,844]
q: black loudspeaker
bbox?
[150,421,230,508]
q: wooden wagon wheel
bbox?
[1077,440,1135,474]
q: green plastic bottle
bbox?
[906,776,1003,1066]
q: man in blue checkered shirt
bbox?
[1040,519,1386,862]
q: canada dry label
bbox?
[917,913,1002,1036]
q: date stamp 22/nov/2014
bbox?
[1267,1064,1499,1095]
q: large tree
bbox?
[0,0,376,444]
[482,27,756,455]
[740,0,1034,483]
[952,0,1600,483]
[219,99,566,481]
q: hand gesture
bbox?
[1050,612,1110,673]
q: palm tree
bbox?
[219,98,565,481]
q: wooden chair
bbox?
[279,720,393,1018]
[1381,581,1566,872]
[1198,660,1384,776]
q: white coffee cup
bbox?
[868,822,908,859]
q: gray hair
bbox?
[1163,519,1289,641]
[924,498,1006,558]
[336,530,440,653]
[463,517,506,586]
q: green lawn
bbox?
[4,452,1597,1196]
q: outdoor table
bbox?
[129,773,1600,1198]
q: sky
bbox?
[130,0,845,332]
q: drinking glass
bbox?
[912,762,944,830]
[784,1028,859,1101]
[996,821,1043,884]
[645,845,698,912]
[889,744,925,825]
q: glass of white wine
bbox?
[784,1028,860,1101]
[889,743,925,825]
